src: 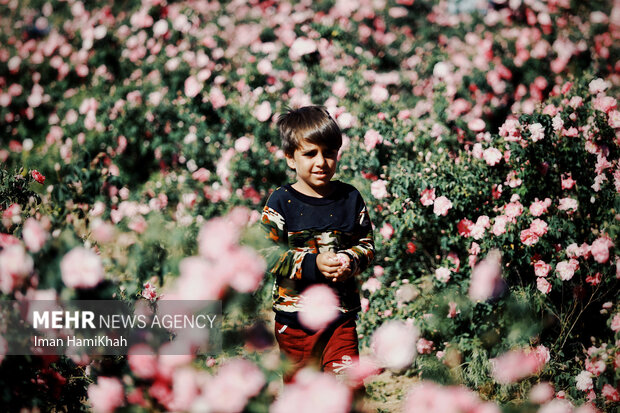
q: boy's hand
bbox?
[318,252,353,282]
[317,252,342,277]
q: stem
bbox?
[556,282,604,352]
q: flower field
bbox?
[0,0,619,411]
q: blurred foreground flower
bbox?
[271,368,351,413]
[87,376,124,413]
[60,247,104,289]
[404,381,500,413]
[22,218,47,253]
[490,345,549,384]
[0,244,34,294]
[468,249,503,301]
[299,285,339,331]
[371,320,419,370]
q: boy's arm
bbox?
[338,203,375,277]
[260,203,326,282]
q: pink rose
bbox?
[60,247,104,289]
[0,244,34,294]
[539,399,574,412]
[602,384,620,402]
[271,369,351,413]
[363,129,383,151]
[529,198,551,216]
[221,246,266,293]
[530,219,548,236]
[563,126,579,137]
[209,87,226,109]
[536,277,552,294]
[336,253,350,268]
[469,222,486,240]
[299,285,339,331]
[555,260,576,281]
[561,174,576,189]
[332,77,348,98]
[416,338,434,354]
[492,215,509,236]
[370,84,388,104]
[142,282,158,301]
[253,101,272,122]
[0,233,20,249]
[534,261,551,277]
[469,242,481,256]
[202,359,266,413]
[184,76,202,98]
[198,217,240,260]
[234,136,252,153]
[608,110,620,128]
[288,37,317,60]
[128,344,158,379]
[490,347,548,384]
[191,168,211,183]
[360,297,370,313]
[404,381,501,413]
[499,118,521,142]
[528,123,545,142]
[433,196,452,216]
[575,371,593,391]
[520,229,539,246]
[420,188,436,206]
[370,179,388,199]
[379,222,394,240]
[504,201,523,218]
[128,216,147,233]
[91,220,115,244]
[256,59,272,75]
[362,277,381,294]
[590,236,614,263]
[468,251,502,301]
[468,118,486,132]
[435,267,451,283]
[371,321,419,370]
[611,313,620,332]
[88,377,124,413]
[529,382,555,404]
[592,95,617,113]
[566,243,582,258]
[558,197,578,212]
[152,19,169,37]
[589,78,609,94]
[22,218,47,253]
[483,147,502,166]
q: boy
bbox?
[260,106,375,382]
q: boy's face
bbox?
[285,140,338,196]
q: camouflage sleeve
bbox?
[260,204,313,281]
[339,202,375,277]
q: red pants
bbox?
[275,316,359,383]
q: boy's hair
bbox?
[277,106,342,157]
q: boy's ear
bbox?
[285,154,296,170]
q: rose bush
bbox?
[0,0,618,411]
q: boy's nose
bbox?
[316,153,327,166]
